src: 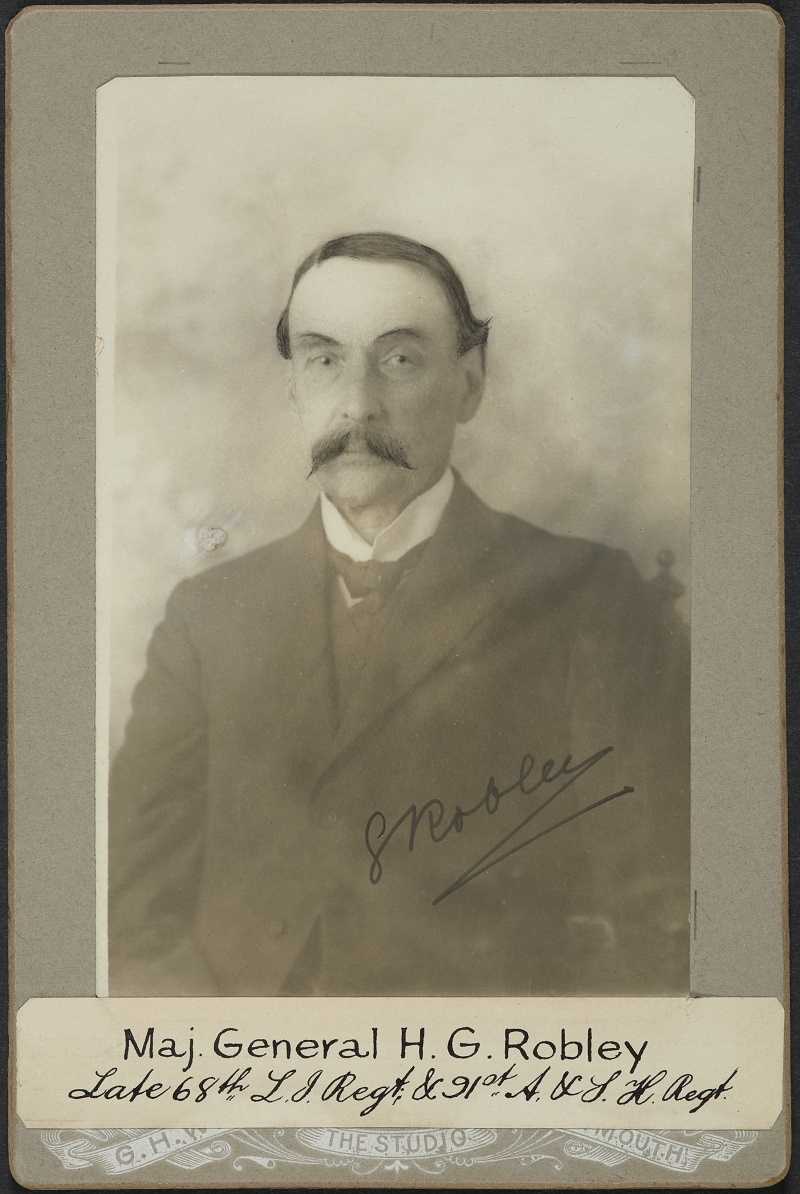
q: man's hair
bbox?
[275,231,491,359]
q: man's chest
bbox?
[202,596,577,786]
[196,600,614,901]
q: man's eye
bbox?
[384,353,416,368]
[309,354,334,367]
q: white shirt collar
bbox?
[320,467,454,562]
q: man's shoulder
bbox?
[492,504,621,563]
[485,507,677,648]
[464,485,638,592]
[167,511,320,615]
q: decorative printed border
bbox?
[40,1126,758,1180]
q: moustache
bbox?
[308,428,415,477]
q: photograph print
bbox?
[98,76,694,1000]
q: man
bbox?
[109,232,689,997]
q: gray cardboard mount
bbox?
[7,3,786,1188]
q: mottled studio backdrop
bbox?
[98,76,694,753]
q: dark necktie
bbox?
[327,539,430,615]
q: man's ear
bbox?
[456,345,486,424]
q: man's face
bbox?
[286,257,485,517]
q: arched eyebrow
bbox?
[293,332,343,347]
[375,327,426,342]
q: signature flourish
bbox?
[364,745,634,905]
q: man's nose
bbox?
[336,358,382,423]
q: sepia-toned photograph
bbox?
[98,75,694,1000]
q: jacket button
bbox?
[266,919,287,939]
[313,807,339,828]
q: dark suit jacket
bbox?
[109,475,689,996]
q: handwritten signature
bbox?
[364,745,634,905]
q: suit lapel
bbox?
[322,476,518,772]
[254,506,338,789]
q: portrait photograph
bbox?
[96,75,694,1000]
[7,4,787,1188]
